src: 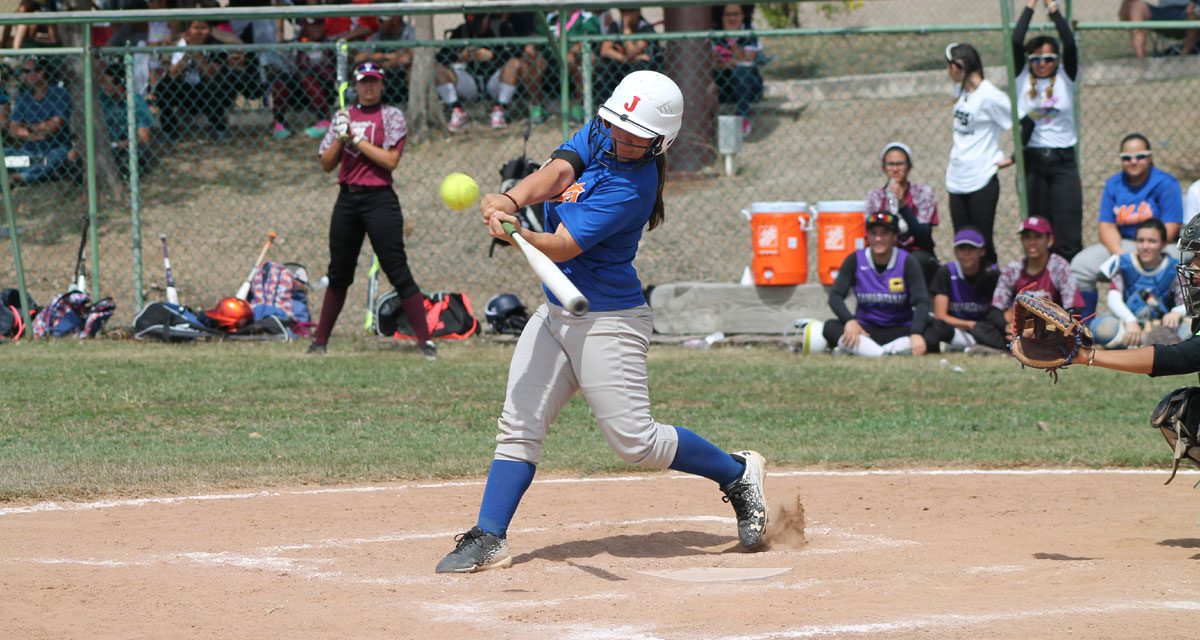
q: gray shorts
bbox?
[493,303,680,469]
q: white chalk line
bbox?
[4,467,1190,518]
[708,600,1200,640]
[3,516,908,589]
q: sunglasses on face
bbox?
[723,11,743,17]
[884,161,908,168]
[1119,152,1152,162]
[1027,54,1058,64]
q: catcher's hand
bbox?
[1008,291,1093,382]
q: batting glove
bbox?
[333,111,351,142]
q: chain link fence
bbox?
[1,2,1198,335]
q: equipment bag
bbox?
[133,301,221,342]
[32,291,114,338]
[249,261,297,322]
[374,291,478,340]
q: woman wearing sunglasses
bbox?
[1070,133,1185,317]
[944,42,1012,267]
[1013,0,1082,263]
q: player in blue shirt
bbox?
[435,71,768,573]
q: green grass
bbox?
[0,339,1181,502]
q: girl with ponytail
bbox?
[944,42,1013,267]
[1014,0,1083,263]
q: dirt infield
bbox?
[4,468,1200,639]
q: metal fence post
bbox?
[0,144,31,321]
[559,5,570,141]
[581,41,593,120]
[125,51,143,311]
[1000,0,1029,219]
[83,27,102,300]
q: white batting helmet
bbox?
[595,70,685,162]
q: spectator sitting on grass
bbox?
[711,3,764,137]
[97,63,154,178]
[993,216,1082,344]
[6,57,72,186]
[866,142,940,285]
[270,18,337,140]
[1119,0,1199,59]
[354,15,415,107]
[822,211,931,357]
[1070,133,1183,318]
[157,20,243,143]
[323,0,379,43]
[1089,219,1186,349]
[922,227,1008,354]
[435,13,527,132]
[10,0,61,51]
[595,8,658,100]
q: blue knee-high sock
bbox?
[476,459,536,537]
[668,426,744,487]
[1080,289,1098,318]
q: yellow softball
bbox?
[439,172,480,211]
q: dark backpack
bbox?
[374,291,478,340]
[489,157,546,257]
[133,302,221,342]
[0,288,37,341]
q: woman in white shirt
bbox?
[944,42,1013,267]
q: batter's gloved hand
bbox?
[333,110,351,142]
[1008,291,1093,383]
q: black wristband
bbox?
[501,192,520,210]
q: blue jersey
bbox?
[1098,166,1184,239]
[543,125,659,311]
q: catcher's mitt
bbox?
[1150,387,1200,485]
[1008,291,1093,383]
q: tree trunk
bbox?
[58,4,126,208]
[405,8,444,144]
[663,7,716,172]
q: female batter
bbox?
[308,62,433,358]
[435,70,768,573]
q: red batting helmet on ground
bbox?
[205,297,253,332]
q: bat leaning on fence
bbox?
[235,231,276,301]
[68,215,88,294]
[159,233,179,305]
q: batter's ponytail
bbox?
[648,153,666,231]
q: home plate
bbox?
[639,567,792,582]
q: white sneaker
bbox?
[721,450,768,549]
[490,105,507,129]
[448,107,468,133]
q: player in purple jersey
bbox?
[922,227,1007,352]
[823,211,931,357]
[434,71,769,574]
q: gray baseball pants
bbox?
[493,303,680,469]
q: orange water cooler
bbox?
[812,201,867,286]
[743,202,810,285]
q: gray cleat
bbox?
[435,526,512,573]
[721,450,769,549]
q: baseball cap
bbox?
[354,62,384,82]
[865,211,900,233]
[1018,216,1053,235]
[953,228,986,248]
